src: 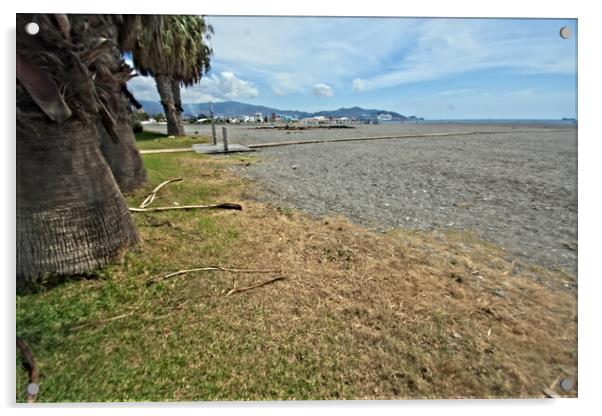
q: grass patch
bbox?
[16,152,577,402]
[135,131,210,151]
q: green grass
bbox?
[16,153,351,402]
[135,131,210,150]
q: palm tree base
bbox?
[17,117,140,283]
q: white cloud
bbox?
[126,75,159,101]
[312,83,334,97]
[179,88,221,104]
[200,71,258,100]
[352,78,372,92]
[127,71,258,104]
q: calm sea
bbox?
[394,119,577,125]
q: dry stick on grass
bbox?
[139,177,183,209]
[130,203,242,213]
[226,276,285,296]
[165,266,281,278]
[16,336,39,403]
[150,266,282,284]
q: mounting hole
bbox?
[560,377,574,391]
[559,26,571,39]
[25,22,39,36]
[26,382,39,395]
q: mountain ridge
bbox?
[138,100,421,120]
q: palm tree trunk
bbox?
[17,88,140,284]
[156,74,186,136]
[171,78,184,122]
[90,16,148,194]
[98,117,148,194]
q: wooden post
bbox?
[222,127,228,152]
[209,102,217,145]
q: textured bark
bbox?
[98,118,148,194]
[17,87,140,284]
[156,74,186,136]
[171,78,184,119]
[90,16,148,193]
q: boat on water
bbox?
[377,113,393,121]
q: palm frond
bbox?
[120,15,213,86]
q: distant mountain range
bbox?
[138,100,422,121]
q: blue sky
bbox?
[127,17,577,119]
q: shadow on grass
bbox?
[135,131,211,151]
[17,270,110,295]
[134,131,168,142]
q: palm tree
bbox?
[16,14,140,283]
[85,15,149,193]
[123,15,213,136]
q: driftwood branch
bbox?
[16,336,39,403]
[130,203,242,212]
[226,276,285,296]
[139,177,183,208]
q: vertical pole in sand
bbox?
[209,101,217,145]
[222,127,228,152]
